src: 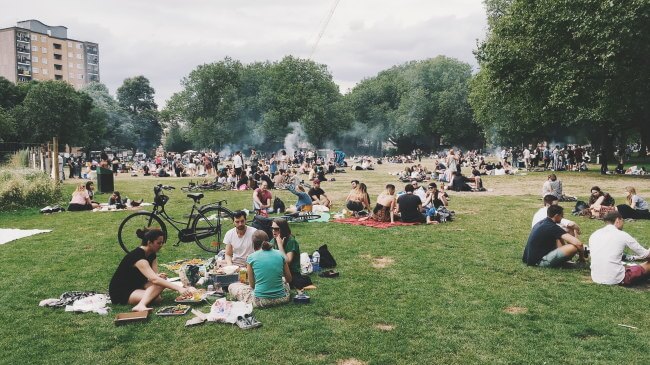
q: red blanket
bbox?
[333,218,420,229]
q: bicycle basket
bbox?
[155,194,169,206]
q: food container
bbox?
[293,293,310,304]
[211,273,239,287]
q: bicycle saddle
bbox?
[187,193,204,202]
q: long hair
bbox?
[625,186,636,206]
[273,218,291,239]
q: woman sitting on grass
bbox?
[271,218,310,289]
[617,186,650,220]
[109,228,196,312]
[285,185,313,214]
[588,186,616,217]
[345,183,371,215]
[360,184,396,223]
[229,230,292,308]
[67,184,99,211]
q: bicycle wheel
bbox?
[192,207,234,253]
[118,212,167,253]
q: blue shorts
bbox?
[538,248,570,267]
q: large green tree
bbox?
[17,81,94,146]
[81,82,137,150]
[117,76,161,152]
[471,0,650,153]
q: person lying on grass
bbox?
[228,230,292,308]
[109,228,196,312]
[589,211,650,286]
[523,205,586,268]
[532,195,581,237]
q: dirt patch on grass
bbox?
[337,359,368,365]
[374,323,395,331]
[371,256,395,269]
[504,306,528,314]
[325,315,345,322]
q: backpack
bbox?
[251,215,274,238]
[318,244,337,268]
[273,197,286,213]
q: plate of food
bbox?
[175,289,206,303]
[156,304,191,316]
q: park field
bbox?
[1,160,649,365]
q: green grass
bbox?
[1,167,649,365]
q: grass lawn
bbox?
[1,161,649,364]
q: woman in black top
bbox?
[109,229,195,312]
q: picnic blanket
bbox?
[333,218,419,229]
[93,203,152,212]
[0,228,52,245]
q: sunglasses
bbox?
[272,227,280,230]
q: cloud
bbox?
[5,0,487,107]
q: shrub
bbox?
[0,169,63,211]
[8,149,30,168]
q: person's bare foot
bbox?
[132,305,153,312]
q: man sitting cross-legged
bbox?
[589,211,650,286]
[253,181,273,215]
[523,205,586,267]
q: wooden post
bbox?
[53,137,59,182]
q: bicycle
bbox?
[280,205,321,223]
[180,179,229,192]
[117,184,235,254]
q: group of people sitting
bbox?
[110,211,309,311]
[346,180,449,224]
[253,179,332,216]
[523,194,650,286]
[67,181,142,212]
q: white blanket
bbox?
[0,228,52,245]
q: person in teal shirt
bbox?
[228,230,292,308]
[271,218,311,289]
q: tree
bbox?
[471,0,650,153]
[81,82,137,150]
[0,77,26,109]
[0,107,16,142]
[117,76,161,152]
[18,81,92,146]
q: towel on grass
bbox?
[333,218,420,229]
[0,228,52,245]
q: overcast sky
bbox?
[6,0,488,108]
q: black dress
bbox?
[109,248,156,305]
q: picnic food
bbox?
[156,304,191,315]
[175,289,206,302]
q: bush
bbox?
[8,149,30,168]
[0,169,62,211]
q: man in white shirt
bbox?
[411,180,427,204]
[589,212,650,286]
[224,210,257,267]
[532,195,580,237]
[233,151,244,177]
[523,146,531,170]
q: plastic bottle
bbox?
[312,251,321,272]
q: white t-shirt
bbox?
[413,187,427,203]
[233,154,243,169]
[224,226,257,267]
[531,207,574,231]
[589,224,650,285]
[523,149,531,159]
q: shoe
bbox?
[318,270,340,278]
[244,313,262,328]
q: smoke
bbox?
[283,122,313,155]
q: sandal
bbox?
[244,313,262,329]
[318,270,340,278]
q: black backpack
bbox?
[318,244,337,268]
[273,197,286,213]
[251,215,274,238]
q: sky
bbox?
[5,0,488,108]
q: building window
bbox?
[68,41,73,48]
[42,47,47,53]
[54,54,62,60]
[33,67,39,74]
[32,34,38,41]
[54,64,62,70]
[32,45,38,52]
[76,64,83,69]
[41,36,46,42]
[78,74,84,80]
[55,75,63,80]
[76,54,83,60]
[68,52,73,58]
[42,58,48,64]
[53,43,62,50]
[42,69,48,75]
[33,56,39,63]
[76,44,82,49]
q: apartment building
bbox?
[0,19,99,89]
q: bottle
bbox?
[312,251,321,272]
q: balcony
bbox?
[16,33,30,43]
[18,75,32,82]
[54,54,62,60]
[55,75,63,80]
[54,64,62,71]
[16,46,30,54]
[53,43,62,50]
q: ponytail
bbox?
[261,240,273,251]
